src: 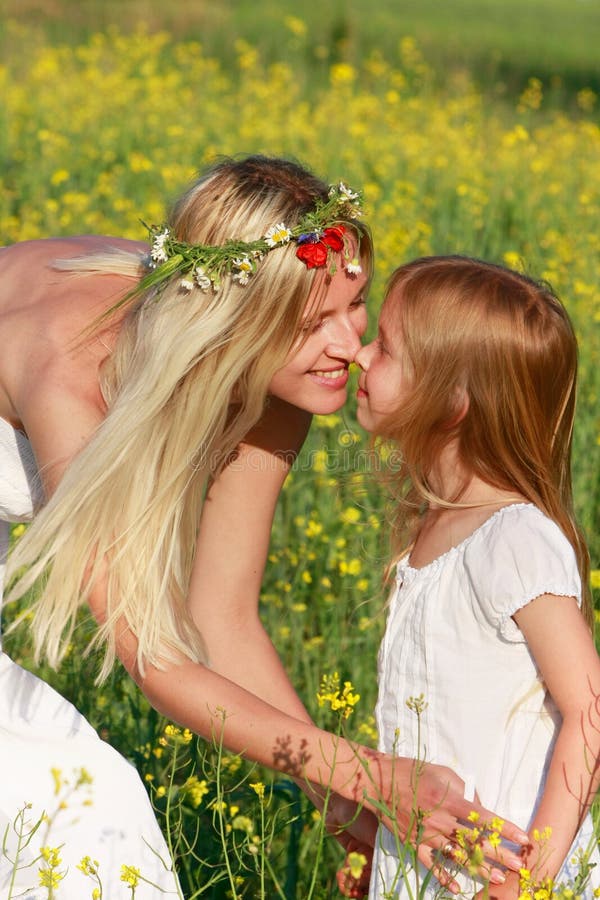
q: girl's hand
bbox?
[474,870,521,900]
[337,839,373,899]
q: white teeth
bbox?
[313,369,345,379]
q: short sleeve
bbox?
[463,505,581,642]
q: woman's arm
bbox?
[479,593,600,899]
[187,396,315,714]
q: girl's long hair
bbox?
[378,255,592,629]
[6,156,372,680]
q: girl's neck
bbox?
[407,442,528,570]
[427,439,525,508]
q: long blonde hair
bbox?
[378,255,592,629]
[7,156,372,680]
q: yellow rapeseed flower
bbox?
[120,865,140,888]
[250,782,265,800]
[347,851,368,879]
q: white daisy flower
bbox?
[264,223,292,247]
[337,182,359,201]
[151,228,170,263]
[194,267,212,292]
[180,278,195,292]
[233,257,253,285]
[346,259,363,275]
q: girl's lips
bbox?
[309,367,349,388]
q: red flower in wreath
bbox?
[296,225,346,269]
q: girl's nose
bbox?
[355,341,373,370]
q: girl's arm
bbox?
[517,594,600,878]
[480,593,600,899]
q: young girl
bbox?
[351,256,600,898]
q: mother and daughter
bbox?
[0,154,597,898]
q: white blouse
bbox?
[369,503,599,898]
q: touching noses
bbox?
[355,339,374,371]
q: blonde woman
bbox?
[0,157,526,897]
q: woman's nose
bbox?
[327,320,363,360]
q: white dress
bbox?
[0,418,180,898]
[369,503,600,899]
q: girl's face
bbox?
[268,263,369,414]
[355,291,410,432]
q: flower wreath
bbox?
[140,181,364,299]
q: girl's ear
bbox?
[445,387,469,428]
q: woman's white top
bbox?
[0,417,179,898]
[369,503,599,898]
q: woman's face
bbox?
[354,290,410,433]
[268,263,369,414]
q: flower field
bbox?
[2,11,600,897]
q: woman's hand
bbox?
[324,795,378,850]
[349,752,528,889]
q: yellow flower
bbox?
[51,767,63,796]
[590,570,600,590]
[330,63,356,86]
[78,856,100,876]
[317,672,360,718]
[120,865,140,888]
[339,558,362,576]
[39,868,63,889]
[347,851,368,879]
[489,830,501,848]
[340,506,361,525]
[182,775,209,808]
[305,519,323,538]
[232,814,254,834]
[284,15,307,37]
[250,782,265,800]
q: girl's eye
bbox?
[376,337,387,354]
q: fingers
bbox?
[417,843,460,895]
[418,837,511,895]
[457,800,529,850]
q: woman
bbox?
[1,156,527,897]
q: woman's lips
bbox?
[309,367,349,388]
